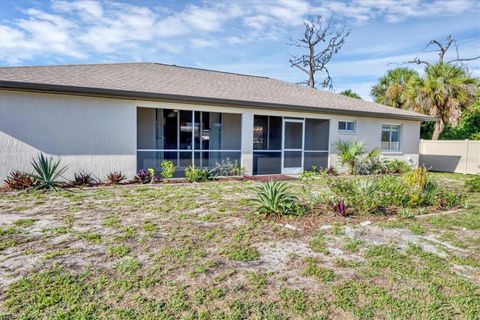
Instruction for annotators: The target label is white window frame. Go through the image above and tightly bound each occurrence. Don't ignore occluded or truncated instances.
[381,124,402,152]
[338,120,356,134]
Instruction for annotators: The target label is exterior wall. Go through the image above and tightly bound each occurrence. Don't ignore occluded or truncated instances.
[420,140,480,174]
[0,89,422,181]
[0,90,137,181]
[328,116,421,170]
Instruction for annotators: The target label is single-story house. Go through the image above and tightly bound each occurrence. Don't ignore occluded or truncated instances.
[0,62,431,180]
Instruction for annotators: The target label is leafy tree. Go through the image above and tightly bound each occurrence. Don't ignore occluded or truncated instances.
[371,67,419,109]
[421,99,480,140]
[408,63,478,139]
[339,89,362,99]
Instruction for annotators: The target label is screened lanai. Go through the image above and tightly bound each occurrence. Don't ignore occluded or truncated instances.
[137,107,242,176]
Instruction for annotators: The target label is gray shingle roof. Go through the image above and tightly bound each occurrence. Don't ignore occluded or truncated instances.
[0,62,431,120]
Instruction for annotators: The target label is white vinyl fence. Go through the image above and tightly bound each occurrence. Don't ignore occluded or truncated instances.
[419,139,480,175]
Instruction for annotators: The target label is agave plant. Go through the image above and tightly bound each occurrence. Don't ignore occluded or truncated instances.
[30,153,68,191]
[252,181,303,216]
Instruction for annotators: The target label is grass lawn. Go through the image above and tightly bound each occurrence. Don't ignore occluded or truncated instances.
[0,173,479,319]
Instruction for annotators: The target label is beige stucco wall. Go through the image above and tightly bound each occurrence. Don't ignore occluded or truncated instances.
[0,90,421,181]
[0,90,137,181]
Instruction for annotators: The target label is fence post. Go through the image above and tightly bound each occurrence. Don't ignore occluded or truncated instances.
[465,139,469,174]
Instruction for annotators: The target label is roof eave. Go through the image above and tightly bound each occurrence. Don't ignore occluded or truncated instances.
[0,81,434,122]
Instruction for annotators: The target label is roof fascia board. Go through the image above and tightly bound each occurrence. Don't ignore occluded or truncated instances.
[0,81,434,121]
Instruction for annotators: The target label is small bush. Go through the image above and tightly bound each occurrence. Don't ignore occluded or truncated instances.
[252,181,304,216]
[464,175,480,192]
[335,139,382,175]
[4,171,34,190]
[160,160,176,179]
[30,153,68,191]
[185,165,210,182]
[384,159,412,174]
[72,171,96,186]
[135,169,152,184]
[436,190,466,209]
[210,158,245,177]
[300,166,337,181]
[106,171,126,184]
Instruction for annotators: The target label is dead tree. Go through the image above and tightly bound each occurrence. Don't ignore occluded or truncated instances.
[406,35,480,66]
[288,16,350,89]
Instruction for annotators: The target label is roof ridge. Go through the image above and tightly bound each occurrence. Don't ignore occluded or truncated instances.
[152,63,270,79]
[0,62,154,69]
[0,61,271,79]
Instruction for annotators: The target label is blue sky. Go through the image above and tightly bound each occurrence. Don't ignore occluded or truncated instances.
[0,0,479,100]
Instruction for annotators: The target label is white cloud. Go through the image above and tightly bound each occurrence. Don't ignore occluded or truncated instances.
[0,0,478,66]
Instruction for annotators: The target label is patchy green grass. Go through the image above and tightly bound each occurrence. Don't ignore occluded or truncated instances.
[0,173,479,319]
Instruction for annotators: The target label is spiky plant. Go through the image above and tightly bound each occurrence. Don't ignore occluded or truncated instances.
[72,171,96,186]
[107,171,126,185]
[252,181,303,216]
[30,153,68,191]
[334,140,367,174]
[4,171,34,190]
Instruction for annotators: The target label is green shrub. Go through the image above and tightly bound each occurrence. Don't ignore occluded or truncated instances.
[160,160,176,179]
[185,165,210,182]
[436,190,466,209]
[210,158,245,177]
[464,175,480,192]
[335,139,382,175]
[328,177,383,214]
[252,181,304,216]
[324,174,464,215]
[335,140,367,174]
[383,159,412,174]
[30,153,68,191]
[4,171,34,190]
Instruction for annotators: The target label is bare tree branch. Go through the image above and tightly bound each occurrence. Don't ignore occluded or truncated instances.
[405,57,430,66]
[405,34,479,66]
[288,15,350,89]
[447,55,480,64]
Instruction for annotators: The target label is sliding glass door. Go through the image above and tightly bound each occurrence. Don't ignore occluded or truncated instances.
[137,108,241,176]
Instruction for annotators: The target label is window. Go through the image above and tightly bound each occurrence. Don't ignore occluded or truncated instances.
[338,120,356,133]
[381,124,401,151]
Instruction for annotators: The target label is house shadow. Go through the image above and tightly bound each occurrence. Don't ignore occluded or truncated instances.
[420,154,462,172]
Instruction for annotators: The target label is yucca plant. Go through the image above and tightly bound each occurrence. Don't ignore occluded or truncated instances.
[252,181,304,216]
[30,153,68,191]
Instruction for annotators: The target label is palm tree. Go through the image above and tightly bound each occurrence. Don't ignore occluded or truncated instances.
[407,63,478,139]
[371,67,419,109]
[340,89,362,99]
